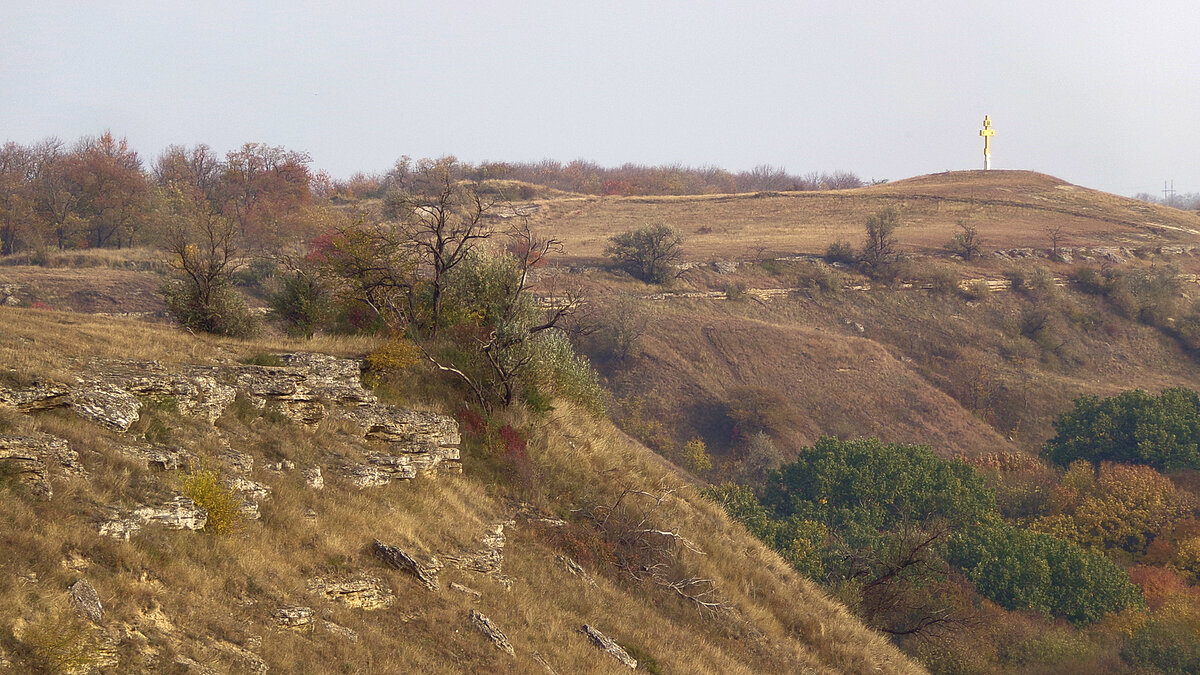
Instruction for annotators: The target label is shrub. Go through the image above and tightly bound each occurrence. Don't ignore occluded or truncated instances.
[18,605,102,673]
[824,239,856,264]
[181,466,245,535]
[945,221,985,260]
[269,269,333,338]
[794,262,843,296]
[681,437,712,473]
[723,281,746,301]
[363,336,420,387]
[946,521,1144,624]
[1122,620,1200,674]
[604,224,683,284]
[163,280,258,338]
[1075,266,1105,294]
[859,207,902,269]
[961,279,991,301]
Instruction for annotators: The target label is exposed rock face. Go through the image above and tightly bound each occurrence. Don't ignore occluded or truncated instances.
[0,381,71,410]
[100,495,208,540]
[443,521,514,589]
[69,578,104,623]
[301,466,323,490]
[70,384,142,432]
[470,609,515,656]
[235,352,377,425]
[337,406,462,485]
[272,606,314,630]
[372,539,443,592]
[580,624,637,670]
[306,575,394,610]
[0,432,84,498]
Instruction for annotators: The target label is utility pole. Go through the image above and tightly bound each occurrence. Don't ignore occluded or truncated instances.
[1163,180,1177,206]
[979,116,995,170]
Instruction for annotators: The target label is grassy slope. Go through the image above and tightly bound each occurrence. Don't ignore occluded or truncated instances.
[0,308,920,674]
[520,170,1200,262]
[593,265,1200,463]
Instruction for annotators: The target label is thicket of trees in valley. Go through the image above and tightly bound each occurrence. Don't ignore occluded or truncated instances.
[710,387,1200,672]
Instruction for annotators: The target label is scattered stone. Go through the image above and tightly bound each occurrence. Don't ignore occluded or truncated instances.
[304,507,318,520]
[557,555,598,588]
[68,578,104,623]
[449,582,482,601]
[61,551,91,571]
[532,652,561,675]
[579,624,637,670]
[372,539,443,591]
[302,466,323,490]
[227,476,270,501]
[219,447,255,475]
[121,442,194,472]
[306,575,394,610]
[272,605,314,630]
[266,459,295,472]
[469,609,514,656]
[321,620,359,642]
[444,521,514,589]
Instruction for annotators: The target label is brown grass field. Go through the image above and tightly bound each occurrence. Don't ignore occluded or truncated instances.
[518,170,1200,263]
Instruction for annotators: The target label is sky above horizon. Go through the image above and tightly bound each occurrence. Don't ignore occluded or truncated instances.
[2,1,1197,198]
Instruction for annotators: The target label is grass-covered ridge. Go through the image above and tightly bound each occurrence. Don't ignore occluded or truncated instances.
[0,307,919,673]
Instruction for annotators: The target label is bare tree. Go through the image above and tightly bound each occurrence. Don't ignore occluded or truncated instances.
[945,220,984,260]
[388,157,493,337]
[1045,224,1067,261]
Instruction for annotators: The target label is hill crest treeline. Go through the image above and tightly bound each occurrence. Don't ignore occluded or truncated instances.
[0,133,866,256]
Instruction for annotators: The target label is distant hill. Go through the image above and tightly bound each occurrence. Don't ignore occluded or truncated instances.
[519,170,1200,263]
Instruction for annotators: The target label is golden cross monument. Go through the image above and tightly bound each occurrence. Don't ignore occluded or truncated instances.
[979,115,995,170]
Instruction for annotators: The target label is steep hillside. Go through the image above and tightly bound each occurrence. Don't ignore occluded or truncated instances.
[0,308,920,674]
[518,170,1200,262]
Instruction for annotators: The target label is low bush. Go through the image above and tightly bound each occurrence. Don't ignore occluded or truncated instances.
[181,466,245,535]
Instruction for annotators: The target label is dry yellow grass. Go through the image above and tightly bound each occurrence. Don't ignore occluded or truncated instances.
[519,170,1200,262]
[0,309,923,673]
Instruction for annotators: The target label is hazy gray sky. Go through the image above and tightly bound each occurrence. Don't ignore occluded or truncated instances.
[2,1,1197,197]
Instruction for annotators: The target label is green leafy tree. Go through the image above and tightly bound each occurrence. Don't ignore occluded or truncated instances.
[269,268,333,338]
[758,437,994,636]
[946,521,1143,624]
[1044,388,1200,471]
[605,224,683,284]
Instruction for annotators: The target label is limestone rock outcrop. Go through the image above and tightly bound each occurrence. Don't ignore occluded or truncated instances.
[470,609,515,656]
[271,606,314,630]
[306,574,394,610]
[443,521,514,589]
[580,624,637,669]
[99,495,208,540]
[372,539,443,592]
[0,432,84,498]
